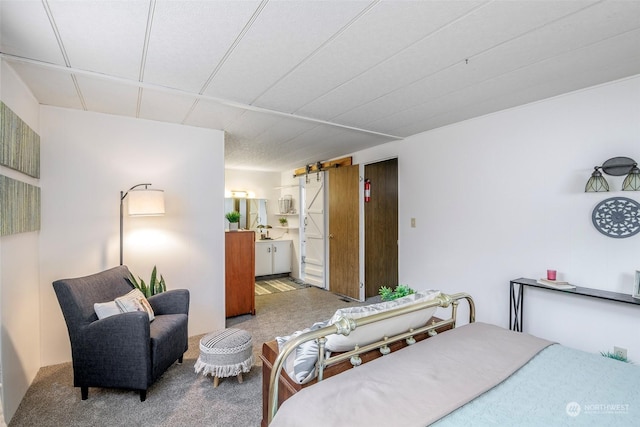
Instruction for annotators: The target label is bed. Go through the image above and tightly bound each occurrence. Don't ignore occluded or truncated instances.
[263,291,640,426]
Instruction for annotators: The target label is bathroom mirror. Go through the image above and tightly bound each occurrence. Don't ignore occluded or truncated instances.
[224,198,267,230]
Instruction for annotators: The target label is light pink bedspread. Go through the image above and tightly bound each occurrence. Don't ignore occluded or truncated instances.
[270,322,552,427]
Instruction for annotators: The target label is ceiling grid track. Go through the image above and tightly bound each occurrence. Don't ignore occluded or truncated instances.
[41,0,87,110]
[342,0,605,127]
[0,51,402,140]
[136,0,157,118]
[289,1,494,117]
[379,27,640,134]
[198,0,269,95]
[250,0,382,105]
[181,0,269,125]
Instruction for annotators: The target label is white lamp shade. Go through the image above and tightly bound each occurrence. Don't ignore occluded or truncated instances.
[128,189,165,216]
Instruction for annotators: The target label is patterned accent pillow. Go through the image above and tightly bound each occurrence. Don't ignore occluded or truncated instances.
[276,320,330,384]
[325,290,441,352]
[115,289,155,321]
[94,301,122,320]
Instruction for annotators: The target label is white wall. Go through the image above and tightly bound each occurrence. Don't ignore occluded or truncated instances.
[39,106,225,365]
[352,75,640,359]
[0,61,42,423]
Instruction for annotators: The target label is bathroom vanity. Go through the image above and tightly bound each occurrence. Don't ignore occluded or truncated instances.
[255,240,292,277]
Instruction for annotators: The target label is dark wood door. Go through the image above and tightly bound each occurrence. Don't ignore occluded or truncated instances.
[328,165,360,299]
[365,158,398,298]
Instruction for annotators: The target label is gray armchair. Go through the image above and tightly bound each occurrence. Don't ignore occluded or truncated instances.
[53,265,189,401]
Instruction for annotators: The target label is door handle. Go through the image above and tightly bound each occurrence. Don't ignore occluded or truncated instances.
[274,246,277,253]
[268,247,271,253]
[329,234,334,239]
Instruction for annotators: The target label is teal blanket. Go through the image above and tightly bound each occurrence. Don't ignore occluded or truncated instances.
[433,344,640,426]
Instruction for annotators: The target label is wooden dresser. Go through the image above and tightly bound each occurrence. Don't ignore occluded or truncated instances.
[225,231,255,317]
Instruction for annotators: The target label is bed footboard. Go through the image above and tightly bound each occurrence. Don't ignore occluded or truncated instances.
[266,292,475,425]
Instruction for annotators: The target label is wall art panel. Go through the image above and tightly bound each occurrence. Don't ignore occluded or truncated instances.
[0,175,41,236]
[0,101,41,178]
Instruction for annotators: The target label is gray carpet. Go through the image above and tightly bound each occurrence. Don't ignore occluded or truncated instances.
[9,286,365,427]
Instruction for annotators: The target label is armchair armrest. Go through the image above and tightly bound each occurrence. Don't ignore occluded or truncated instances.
[148,289,189,316]
[80,311,151,351]
[74,311,152,390]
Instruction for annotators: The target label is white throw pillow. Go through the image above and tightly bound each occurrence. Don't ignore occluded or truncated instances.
[115,289,155,321]
[94,301,122,320]
[324,290,440,352]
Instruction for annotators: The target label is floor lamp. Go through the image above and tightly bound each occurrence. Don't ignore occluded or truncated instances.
[120,183,165,265]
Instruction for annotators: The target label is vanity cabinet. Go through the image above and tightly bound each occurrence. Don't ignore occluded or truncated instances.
[255,240,292,277]
[225,231,255,317]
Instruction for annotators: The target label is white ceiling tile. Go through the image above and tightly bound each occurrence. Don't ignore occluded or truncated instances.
[138,88,199,125]
[390,32,640,137]
[0,0,65,65]
[3,61,83,110]
[225,110,283,141]
[183,99,246,131]
[296,0,598,121]
[251,119,318,147]
[143,0,262,92]
[336,1,640,131]
[75,75,138,117]
[2,0,639,172]
[46,0,149,79]
[203,0,373,104]
[254,0,485,113]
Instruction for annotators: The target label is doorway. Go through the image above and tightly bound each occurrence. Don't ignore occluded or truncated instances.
[364,158,398,298]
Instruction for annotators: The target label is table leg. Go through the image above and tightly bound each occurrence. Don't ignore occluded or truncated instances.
[509,281,524,332]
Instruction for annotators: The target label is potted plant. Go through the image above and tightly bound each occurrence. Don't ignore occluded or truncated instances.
[225,211,241,231]
[378,284,416,301]
[129,265,167,297]
[279,217,288,227]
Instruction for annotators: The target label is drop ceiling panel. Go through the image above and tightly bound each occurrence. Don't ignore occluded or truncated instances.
[2,0,640,173]
[390,33,640,137]
[252,119,318,148]
[253,0,485,113]
[401,53,640,137]
[0,0,65,65]
[203,0,373,104]
[224,110,285,142]
[3,61,83,110]
[138,88,199,125]
[296,0,597,121]
[183,99,246,131]
[277,127,390,168]
[75,75,138,117]
[143,0,261,92]
[47,1,150,80]
[336,1,640,131]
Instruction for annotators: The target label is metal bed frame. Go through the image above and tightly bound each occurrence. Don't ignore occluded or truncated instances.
[267,292,476,424]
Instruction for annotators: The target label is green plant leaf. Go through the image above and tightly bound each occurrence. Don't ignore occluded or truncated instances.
[378,284,416,301]
[131,266,167,297]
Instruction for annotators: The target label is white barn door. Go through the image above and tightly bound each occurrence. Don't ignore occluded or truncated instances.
[302,173,326,288]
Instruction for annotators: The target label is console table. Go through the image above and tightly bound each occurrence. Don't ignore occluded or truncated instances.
[509,277,640,332]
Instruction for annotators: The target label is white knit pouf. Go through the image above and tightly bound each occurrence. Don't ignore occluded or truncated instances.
[194,328,254,387]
